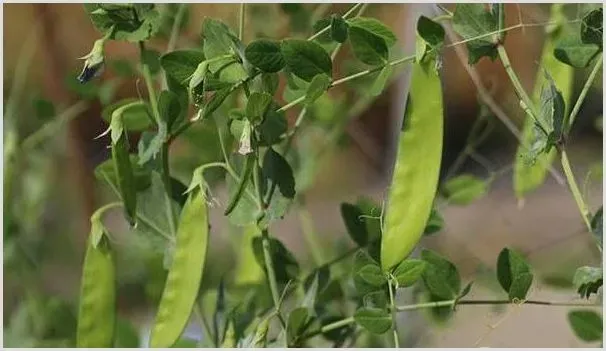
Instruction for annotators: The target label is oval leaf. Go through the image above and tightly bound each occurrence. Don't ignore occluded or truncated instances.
[354,307,392,334]
[245,39,285,73]
[281,39,332,81]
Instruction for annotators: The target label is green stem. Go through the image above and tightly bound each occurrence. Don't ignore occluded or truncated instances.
[307,3,363,41]
[496,45,548,132]
[238,3,246,41]
[161,144,178,236]
[565,53,603,132]
[261,229,281,310]
[139,42,161,126]
[387,279,399,348]
[22,101,89,150]
[166,4,187,53]
[302,317,355,339]
[561,150,593,231]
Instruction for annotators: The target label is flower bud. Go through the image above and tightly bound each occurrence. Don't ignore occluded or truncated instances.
[77,38,106,83]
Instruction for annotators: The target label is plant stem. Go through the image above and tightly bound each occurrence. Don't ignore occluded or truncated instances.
[564,53,603,132]
[22,101,89,150]
[238,3,246,41]
[166,4,187,53]
[302,317,356,338]
[139,42,161,126]
[387,280,399,348]
[307,3,363,41]
[561,150,593,231]
[261,229,281,309]
[496,44,549,133]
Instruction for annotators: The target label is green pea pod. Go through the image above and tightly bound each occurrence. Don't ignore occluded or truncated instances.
[150,188,209,347]
[224,153,255,216]
[110,106,137,226]
[233,224,264,286]
[381,58,443,271]
[513,4,573,200]
[77,232,116,347]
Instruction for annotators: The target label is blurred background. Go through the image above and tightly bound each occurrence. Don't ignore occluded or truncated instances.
[3,3,603,348]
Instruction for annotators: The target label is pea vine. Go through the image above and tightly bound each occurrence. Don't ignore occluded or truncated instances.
[65,3,603,348]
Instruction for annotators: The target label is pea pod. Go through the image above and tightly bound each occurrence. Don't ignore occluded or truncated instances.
[77,230,116,347]
[110,105,137,226]
[150,187,209,347]
[224,153,255,216]
[513,4,573,200]
[381,58,443,271]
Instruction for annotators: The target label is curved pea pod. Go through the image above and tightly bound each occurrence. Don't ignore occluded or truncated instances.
[513,4,573,201]
[381,58,443,271]
[110,108,137,226]
[150,187,209,347]
[224,153,255,216]
[77,231,116,347]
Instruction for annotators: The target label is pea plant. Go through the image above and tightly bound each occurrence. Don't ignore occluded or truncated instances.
[70,3,602,348]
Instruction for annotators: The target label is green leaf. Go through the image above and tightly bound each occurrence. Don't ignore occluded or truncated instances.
[137,126,167,166]
[246,92,273,124]
[312,18,333,43]
[421,249,461,300]
[424,207,444,235]
[161,50,206,84]
[417,15,445,49]
[85,4,160,42]
[252,237,300,283]
[581,8,603,48]
[281,39,332,81]
[591,207,603,248]
[356,264,387,287]
[94,155,151,193]
[347,17,397,47]
[101,99,152,131]
[250,73,280,96]
[392,259,426,288]
[539,70,566,140]
[158,90,182,131]
[452,3,499,64]
[287,308,309,346]
[573,266,603,299]
[496,247,533,300]
[353,250,383,296]
[141,48,161,75]
[554,26,600,68]
[245,39,285,73]
[340,203,368,247]
[131,172,180,245]
[361,291,387,310]
[568,310,603,342]
[354,307,392,334]
[370,65,393,96]
[355,197,382,243]
[442,174,488,205]
[258,105,287,146]
[262,147,296,199]
[330,15,349,43]
[305,74,331,105]
[202,18,238,59]
[348,25,388,66]
[455,282,473,305]
[508,272,533,301]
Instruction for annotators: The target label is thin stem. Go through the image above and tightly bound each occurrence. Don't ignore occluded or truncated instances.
[561,150,593,231]
[565,53,603,132]
[166,4,187,53]
[139,42,161,125]
[307,3,363,41]
[302,317,355,339]
[261,229,281,311]
[161,144,178,236]
[387,280,399,348]
[496,45,544,129]
[238,3,246,41]
[436,4,453,16]
[22,101,89,150]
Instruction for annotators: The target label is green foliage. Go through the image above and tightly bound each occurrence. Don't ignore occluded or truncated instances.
[354,307,392,334]
[421,249,461,300]
[330,15,349,43]
[452,3,499,64]
[281,39,332,81]
[573,266,603,299]
[568,310,603,342]
[496,248,533,301]
[392,259,426,288]
[245,40,285,73]
[580,7,603,48]
[442,174,488,205]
